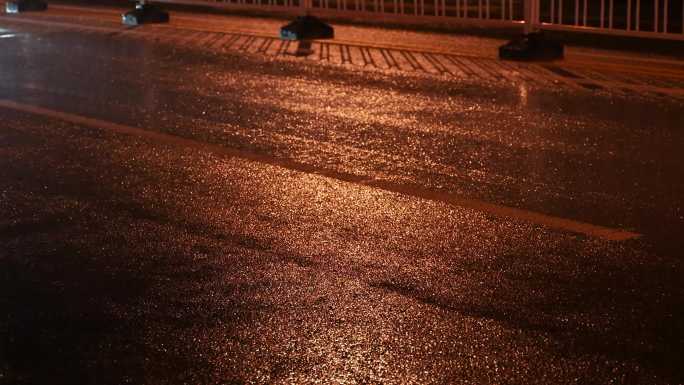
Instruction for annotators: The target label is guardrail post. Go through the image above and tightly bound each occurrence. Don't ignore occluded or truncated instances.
[524,0,540,34]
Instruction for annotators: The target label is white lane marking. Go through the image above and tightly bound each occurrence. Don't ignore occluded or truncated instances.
[0,99,642,241]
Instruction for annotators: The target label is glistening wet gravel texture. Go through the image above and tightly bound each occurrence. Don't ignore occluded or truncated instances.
[1,25,683,239]
[2,102,684,384]
[1,15,684,385]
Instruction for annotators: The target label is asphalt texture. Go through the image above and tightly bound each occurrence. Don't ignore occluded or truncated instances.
[1,4,684,385]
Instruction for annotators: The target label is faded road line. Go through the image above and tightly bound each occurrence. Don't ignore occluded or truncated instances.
[0,99,641,241]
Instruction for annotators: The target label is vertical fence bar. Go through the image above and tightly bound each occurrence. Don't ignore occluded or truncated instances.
[609,0,613,27]
[574,0,579,24]
[559,0,563,23]
[486,0,489,18]
[583,0,587,25]
[508,0,512,19]
[627,0,631,29]
[531,0,536,25]
[636,0,640,29]
[663,0,668,32]
[600,0,605,27]
[478,0,482,18]
[441,0,445,15]
[501,0,505,19]
[654,0,659,32]
[551,0,555,22]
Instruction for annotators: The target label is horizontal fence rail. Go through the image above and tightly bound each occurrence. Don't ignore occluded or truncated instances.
[158,0,684,40]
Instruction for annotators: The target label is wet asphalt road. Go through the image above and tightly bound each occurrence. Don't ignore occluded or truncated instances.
[1,6,684,384]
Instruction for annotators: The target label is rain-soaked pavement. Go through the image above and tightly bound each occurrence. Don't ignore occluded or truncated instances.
[1,4,684,384]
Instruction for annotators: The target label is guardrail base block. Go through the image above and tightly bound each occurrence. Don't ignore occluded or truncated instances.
[499,32,564,61]
[280,15,334,41]
[122,3,169,26]
[5,0,47,13]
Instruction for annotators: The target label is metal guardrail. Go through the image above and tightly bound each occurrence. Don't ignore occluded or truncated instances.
[157,0,683,40]
[155,0,527,27]
[537,0,684,40]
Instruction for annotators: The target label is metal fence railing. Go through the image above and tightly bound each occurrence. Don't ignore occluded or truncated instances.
[537,0,684,39]
[159,0,684,40]
[156,0,527,26]
[307,0,524,22]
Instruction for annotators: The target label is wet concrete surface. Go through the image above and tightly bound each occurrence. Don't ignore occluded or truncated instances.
[1,6,684,384]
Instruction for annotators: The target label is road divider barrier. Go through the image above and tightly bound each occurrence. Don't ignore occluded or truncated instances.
[150,0,684,52]
[3,0,682,57]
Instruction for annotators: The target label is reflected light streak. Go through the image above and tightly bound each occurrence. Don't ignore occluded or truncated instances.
[518,84,528,107]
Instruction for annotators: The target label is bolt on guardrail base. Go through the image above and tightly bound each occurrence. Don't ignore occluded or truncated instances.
[122,0,169,26]
[499,32,564,61]
[5,0,47,13]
